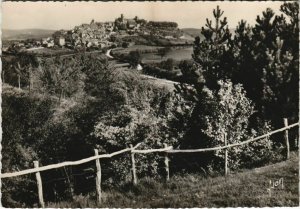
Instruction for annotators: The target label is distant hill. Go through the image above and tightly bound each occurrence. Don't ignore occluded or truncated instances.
[2,29,56,40]
[181,28,203,38]
[182,28,235,39]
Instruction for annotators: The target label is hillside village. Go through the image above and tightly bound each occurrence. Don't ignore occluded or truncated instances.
[4,14,191,54]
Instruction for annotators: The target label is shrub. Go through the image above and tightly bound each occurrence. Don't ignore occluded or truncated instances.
[198,80,255,170]
[92,104,172,182]
[92,75,178,182]
[122,42,129,48]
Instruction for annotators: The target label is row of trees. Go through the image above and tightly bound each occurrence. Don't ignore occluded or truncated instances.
[147,21,178,28]
[2,51,178,206]
[173,2,298,170]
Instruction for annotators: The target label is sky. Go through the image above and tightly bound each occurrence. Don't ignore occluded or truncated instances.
[2,1,286,30]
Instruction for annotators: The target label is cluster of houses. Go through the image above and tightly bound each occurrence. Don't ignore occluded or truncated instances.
[4,21,116,53]
[4,14,187,54]
[49,20,115,49]
[52,20,116,49]
[3,38,50,52]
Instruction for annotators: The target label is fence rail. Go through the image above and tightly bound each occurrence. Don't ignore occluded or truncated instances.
[1,119,299,207]
[167,122,299,153]
[0,143,141,179]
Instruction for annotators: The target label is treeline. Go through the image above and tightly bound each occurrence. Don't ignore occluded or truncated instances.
[2,53,178,206]
[147,21,178,28]
[173,2,298,171]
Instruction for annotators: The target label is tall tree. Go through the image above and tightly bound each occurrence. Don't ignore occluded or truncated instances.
[233,3,299,126]
[38,56,84,101]
[193,5,233,89]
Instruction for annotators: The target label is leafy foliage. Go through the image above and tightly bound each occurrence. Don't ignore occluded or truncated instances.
[231,2,299,127]
[173,4,299,170]
[92,72,177,181]
[193,5,233,90]
[127,50,142,68]
[37,56,84,100]
[2,53,39,88]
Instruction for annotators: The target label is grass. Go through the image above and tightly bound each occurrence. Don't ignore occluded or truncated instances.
[111,44,193,64]
[111,45,164,55]
[141,47,192,63]
[46,152,299,207]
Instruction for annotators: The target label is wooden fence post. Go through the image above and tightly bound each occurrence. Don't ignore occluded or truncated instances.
[18,74,21,90]
[164,143,170,181]
[94,149,102,204]
[2,70,5,84]
[33,161,45,208]
[284,118,290,159]
[130,144,137,185]
[29,71,32,93]
[224,133,228,176]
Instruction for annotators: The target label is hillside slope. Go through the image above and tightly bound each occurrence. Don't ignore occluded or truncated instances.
[47,152,299,207]
[182,27,235,39]
[2,29,55,40]
[181,28,203,38]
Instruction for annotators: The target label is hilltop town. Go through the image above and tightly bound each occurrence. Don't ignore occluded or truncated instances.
[3,14,193,55]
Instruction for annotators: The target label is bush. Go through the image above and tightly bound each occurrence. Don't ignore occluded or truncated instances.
[198,80,255,170]
[92,104,172,182]
[91,74,177,182]
[122,42,129,48]
[1,92,55,207]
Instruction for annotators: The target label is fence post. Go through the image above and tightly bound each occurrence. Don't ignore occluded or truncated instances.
[18,74,21,90]
[283,118,290,159]
[94,149,102,204]
[224,133,228,176]
[2,70,5,84]
[164,143,170,181]
[33,161,45,208]
[130,144,137,185]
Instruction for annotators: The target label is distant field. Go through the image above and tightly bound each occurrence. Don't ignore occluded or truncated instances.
[2,29,55,40]
[112,45,193,64]
[111,45,164,55]
[181,28,203,38]
[24,47,74,56]
[141,47,193,63]
[181,28,235,39]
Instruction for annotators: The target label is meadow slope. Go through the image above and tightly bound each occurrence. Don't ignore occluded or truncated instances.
[47,152,299,208]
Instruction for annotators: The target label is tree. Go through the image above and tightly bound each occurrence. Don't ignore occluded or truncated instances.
[231,2,299,127]
[2,92,55,207]
[178,59,202,84]
[193,5,233,90]
[38,56,84,101]
[160,58,175,71]
[199,80,255,170]
[89,71,176,181]
[2,53,39,89]
[173,6,257,171]
[158,47,171,59]
[127,50,141,68]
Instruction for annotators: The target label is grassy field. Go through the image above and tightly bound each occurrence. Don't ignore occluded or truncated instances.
[111,45,193,63]
[25,47,74,56]
[141,47,193,63]
[111,45,164,55]
[46,152,299,208]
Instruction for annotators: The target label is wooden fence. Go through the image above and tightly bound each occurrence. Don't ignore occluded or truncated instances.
[1,119,299,207]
